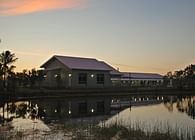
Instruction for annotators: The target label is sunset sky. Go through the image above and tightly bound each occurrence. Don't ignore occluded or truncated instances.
[0,0,194,74]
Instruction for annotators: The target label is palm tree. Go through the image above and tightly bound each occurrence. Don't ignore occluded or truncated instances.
[0,50,18,90]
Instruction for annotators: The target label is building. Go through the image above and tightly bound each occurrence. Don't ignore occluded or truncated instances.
[32,96,111,118]
[113,72,163,87]
[41,55,120,88]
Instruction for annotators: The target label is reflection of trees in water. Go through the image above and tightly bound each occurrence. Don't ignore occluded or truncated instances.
[164,102,173,112]
[1,101,46,122]
[163,96,176,112]
[163,96,195,119]
[176,96,195,119]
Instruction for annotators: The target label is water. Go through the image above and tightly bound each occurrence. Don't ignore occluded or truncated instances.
[0,95,195,138]
[106,96,195,139]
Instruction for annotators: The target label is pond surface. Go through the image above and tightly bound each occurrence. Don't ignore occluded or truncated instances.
[0,95,195,138]
[107,96,195,134]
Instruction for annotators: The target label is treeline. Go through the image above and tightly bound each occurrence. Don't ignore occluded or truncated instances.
[0,50,44,91]
[164,64,195,89]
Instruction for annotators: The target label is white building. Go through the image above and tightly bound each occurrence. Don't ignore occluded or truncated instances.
[112,72,163,87]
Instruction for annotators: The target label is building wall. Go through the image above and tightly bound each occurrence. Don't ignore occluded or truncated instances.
[70,70,112,88]
[111,79,164,87]
[43,69,112,88]
[43,69,70,88]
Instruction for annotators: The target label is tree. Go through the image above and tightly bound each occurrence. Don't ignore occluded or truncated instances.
[0,50,18,90]
[29,68,38,88]
[0,63,3,89]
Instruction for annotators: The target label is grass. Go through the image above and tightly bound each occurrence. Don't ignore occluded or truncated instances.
[0,120,195,140]
[70,120,195,140]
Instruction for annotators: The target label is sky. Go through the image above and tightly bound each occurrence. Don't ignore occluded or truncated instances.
[0,0,195,74]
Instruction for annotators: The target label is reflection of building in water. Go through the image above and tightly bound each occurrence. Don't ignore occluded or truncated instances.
[176,96,195,119]
[32,97,111,118]
[0,97,111,123]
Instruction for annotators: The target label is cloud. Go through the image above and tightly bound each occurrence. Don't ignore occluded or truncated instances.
[0,0,84,16]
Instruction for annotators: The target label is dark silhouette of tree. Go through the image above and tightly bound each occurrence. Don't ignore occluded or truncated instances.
[165,64,195,89]
[37,70,45,88]
[0,50,18,90]
[0,63,3,89]
[29,68,37,88]
[15,68,45,88]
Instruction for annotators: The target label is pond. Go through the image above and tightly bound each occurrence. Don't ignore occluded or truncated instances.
[0,95,195,139]
[107,96,195,135]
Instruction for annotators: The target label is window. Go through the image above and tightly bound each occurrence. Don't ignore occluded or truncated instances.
[97,74,104,84]
[97,101,105,113]
[78,73,87,84]
[78,102,87,114]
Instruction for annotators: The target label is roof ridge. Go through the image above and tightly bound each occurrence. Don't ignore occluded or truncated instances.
[54,55,97,60]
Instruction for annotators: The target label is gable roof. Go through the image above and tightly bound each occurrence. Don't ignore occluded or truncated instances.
[122,72,163,79]
[41,55,114,71]
[99,61,121,75]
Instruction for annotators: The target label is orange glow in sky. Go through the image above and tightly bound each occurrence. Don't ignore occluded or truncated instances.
[0,0,83,15]
[0,0,194,74]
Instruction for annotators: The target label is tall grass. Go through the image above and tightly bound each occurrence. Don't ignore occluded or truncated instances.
[1,119,194,140]
[91,120,195,140]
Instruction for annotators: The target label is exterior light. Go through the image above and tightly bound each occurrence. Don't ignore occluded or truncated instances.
[54,109,57,113]
[157,97,159,100]
[68,74,72,77]
[43,75,47,78]
[91,74,94,78]
[161,97,164,100]
[68,110,71,114]
[43,109,46,112]
[91,109,94,113]
[134,98,137,102]
[139,98,141,101]
[54,74,58,78]
[147,98,149,101]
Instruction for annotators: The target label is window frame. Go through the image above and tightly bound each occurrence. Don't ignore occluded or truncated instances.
[78,73,87,84]
[96,73,105,84]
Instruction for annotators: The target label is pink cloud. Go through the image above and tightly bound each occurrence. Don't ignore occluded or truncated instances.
[0,0,84,16]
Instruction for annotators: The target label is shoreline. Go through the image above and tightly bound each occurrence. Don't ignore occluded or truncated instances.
[0,88,195,100]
